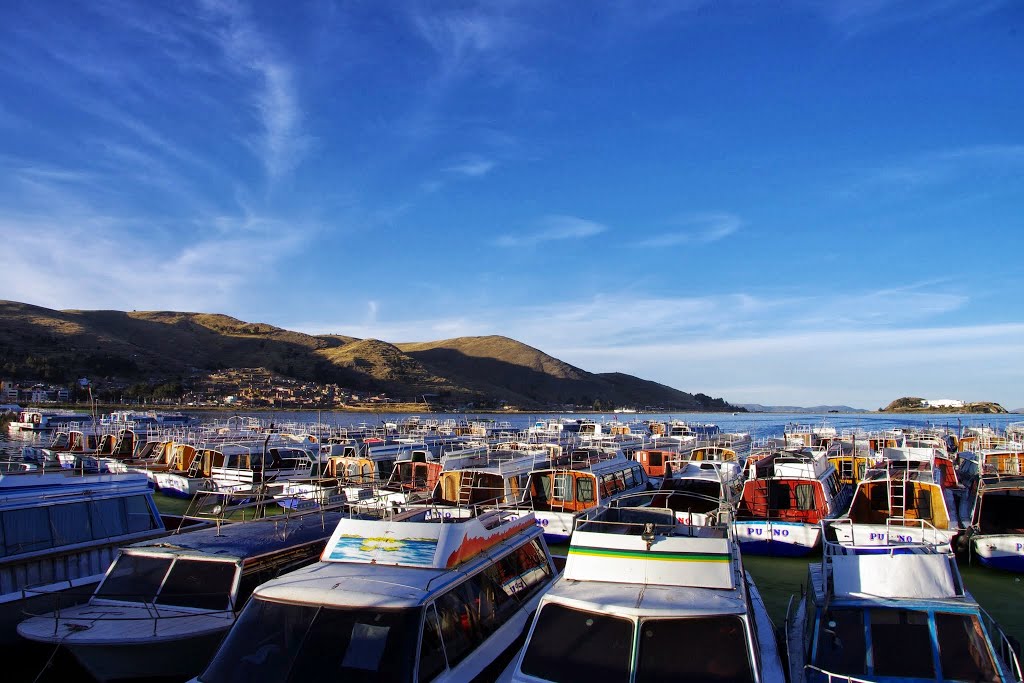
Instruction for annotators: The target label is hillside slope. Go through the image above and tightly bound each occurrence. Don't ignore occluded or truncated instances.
[0,301,738,410]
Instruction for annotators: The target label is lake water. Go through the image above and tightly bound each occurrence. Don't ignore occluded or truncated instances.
[3,410,1022,681]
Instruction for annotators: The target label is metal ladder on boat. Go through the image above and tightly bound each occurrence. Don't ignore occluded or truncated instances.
[187,454,203,478]
[888,465,906,518]
[458,471,474,505]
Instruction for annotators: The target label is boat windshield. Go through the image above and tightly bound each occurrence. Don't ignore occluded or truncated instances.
[96,554,237,610]
[199,599,420,683]
[520,604,754,683]
[635,615,753,683]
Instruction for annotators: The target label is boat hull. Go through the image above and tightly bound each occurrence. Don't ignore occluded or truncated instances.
[733,521,821,556]
[64,630,226,682]
[973,534,1024,572]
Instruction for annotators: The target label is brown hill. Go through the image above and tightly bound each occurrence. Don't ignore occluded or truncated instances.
[0,301,738,410]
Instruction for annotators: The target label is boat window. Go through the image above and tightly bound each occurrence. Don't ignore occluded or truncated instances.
[434,576,492,667]
[795,484,816,511]
[636,615,753,683]
[869,483,888,511]
[813,609,866,677]
[576,477,596,504]
[520,603,633,683]
[51,502,92,545]
[870,609,934,678]
[770,482,792,510]
[857,462,867,480]
[623,467,636,487]
[97,554,173,602]
[419,605,447,682]
[156,559,237,610]
[125,495,160,533]
[89,497,128,537]
[553,474,574,502]
[935,612,1000,682]
[913,488,932,519]
[200,600,419,683]
[2,507,52,555]
[649,451,663,467]
[496,538,552,603]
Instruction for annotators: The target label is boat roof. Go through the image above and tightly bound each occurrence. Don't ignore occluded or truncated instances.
[747,450,833,480]
[127,511,347,561]
[321,506,535,569]
[252,517,545,609]
[820,533,966,603]
[0,470,152,503]
[539,577,748,618]
[565,499,737,591]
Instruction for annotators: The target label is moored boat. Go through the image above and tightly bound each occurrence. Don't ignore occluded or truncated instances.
[785,522,1022,682]
[500,490,785,683]
[17,509,346,681]
[0,467,166,645]
[734,448,851,556]
[511,454,650,543]
[192,505,558,682]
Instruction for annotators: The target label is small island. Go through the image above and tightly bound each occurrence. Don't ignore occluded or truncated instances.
[880,397,1008,414]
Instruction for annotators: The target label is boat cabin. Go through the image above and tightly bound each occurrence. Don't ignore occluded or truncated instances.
[17,511,347,682]
[786,531,1022,683]
[195,508,557,683]
[632,448,677,478]
[504,492,785,683]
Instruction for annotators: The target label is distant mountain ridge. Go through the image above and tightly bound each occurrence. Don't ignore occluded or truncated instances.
[0,300,739,411]
[738,404,869,414]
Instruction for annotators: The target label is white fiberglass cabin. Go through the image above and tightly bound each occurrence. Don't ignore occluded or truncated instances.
[0,470,165,645]
[827,448,962,544]
[501,490,785,683]
[734,449,850,556]
[785,523,1022,682]
[193,506,558,683]
[514,455,650,543]
[18,510,346,682]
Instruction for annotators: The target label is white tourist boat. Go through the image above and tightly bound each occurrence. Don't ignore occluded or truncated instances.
[785,521,1022,682]
[17,510,346,681]
[190,505,558,683]
[500,490,785,682]
[733,448,851,556]
[511,454,651,543]
[832,448,964,548]
[0,467,165,645]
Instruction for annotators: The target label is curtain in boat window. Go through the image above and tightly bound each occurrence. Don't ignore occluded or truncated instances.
[576,477,595,504]
[795,484,816,511]
[2,507,52,555]
[51,502,92,545]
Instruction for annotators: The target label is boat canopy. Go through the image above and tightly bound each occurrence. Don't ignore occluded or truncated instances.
[321,507,535,569]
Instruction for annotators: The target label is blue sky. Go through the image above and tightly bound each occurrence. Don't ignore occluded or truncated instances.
[1,0,1022,410]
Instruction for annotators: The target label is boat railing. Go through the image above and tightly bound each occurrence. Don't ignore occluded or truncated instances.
[981,607,1024,681]
[21,587,236,637]
[574,490,735,536]
[802,665,876,683]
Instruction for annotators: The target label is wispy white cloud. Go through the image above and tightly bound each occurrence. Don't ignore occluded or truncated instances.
[842,144,1024,197]
[199,0,309,180]
[636,212,742,247]
[410,5,529,84]
[802,0,1012,37]
[446,155,496,177]
[495,215,608,248]
[287,281,1014,408]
